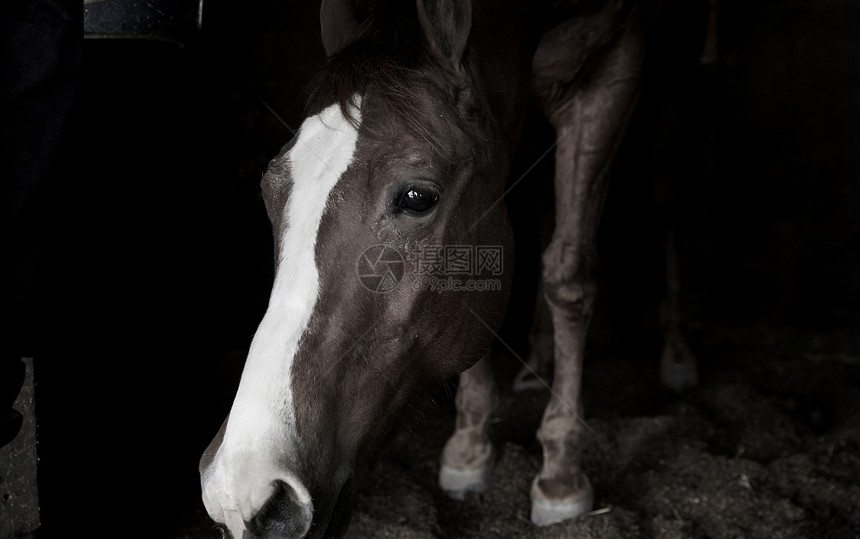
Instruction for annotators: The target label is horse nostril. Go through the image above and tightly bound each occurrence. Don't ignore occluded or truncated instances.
[247,480,314,539]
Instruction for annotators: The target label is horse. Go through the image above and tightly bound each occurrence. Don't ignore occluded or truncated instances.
[199,0,704,537]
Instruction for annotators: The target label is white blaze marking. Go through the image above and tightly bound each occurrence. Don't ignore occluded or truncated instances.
[201,101,361,535]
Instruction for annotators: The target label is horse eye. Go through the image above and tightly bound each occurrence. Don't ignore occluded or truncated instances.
[396,187,439,215]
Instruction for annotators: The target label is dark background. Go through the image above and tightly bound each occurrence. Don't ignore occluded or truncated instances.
[22,0,859,536]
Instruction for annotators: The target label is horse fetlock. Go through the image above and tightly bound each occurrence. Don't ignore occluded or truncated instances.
[440,427,494,470]
[439,431,495,499]
[530,471,594,527]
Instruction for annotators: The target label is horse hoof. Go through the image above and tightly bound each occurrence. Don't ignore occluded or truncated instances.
[513,373,546,392]
[530,473,593,526]
[512,365,551,392]
[438,459,494,500]
[660,361,699,393]
[530,494,594,527]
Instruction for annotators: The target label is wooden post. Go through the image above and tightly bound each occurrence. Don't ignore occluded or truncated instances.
[0,357,40,538]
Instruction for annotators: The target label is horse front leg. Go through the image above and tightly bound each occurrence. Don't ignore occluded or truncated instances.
[530,23,644,527]
[513,281,555,392]
[438,353,498,499]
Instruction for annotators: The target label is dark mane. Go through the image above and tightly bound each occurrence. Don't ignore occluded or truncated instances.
[304,2,457,160]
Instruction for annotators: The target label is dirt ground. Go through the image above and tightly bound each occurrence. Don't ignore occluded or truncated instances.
[170,312,859,539]
[349,322,859,539]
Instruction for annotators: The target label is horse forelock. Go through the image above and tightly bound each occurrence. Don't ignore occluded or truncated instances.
[305,0,478,164]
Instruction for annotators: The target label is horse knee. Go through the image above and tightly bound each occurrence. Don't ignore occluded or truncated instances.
[541,240,598,319]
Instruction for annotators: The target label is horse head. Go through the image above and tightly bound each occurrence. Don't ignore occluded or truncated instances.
[199,1,538,536]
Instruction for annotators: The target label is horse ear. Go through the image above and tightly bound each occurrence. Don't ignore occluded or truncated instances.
[320,0,361,56]
[416,0,472,72]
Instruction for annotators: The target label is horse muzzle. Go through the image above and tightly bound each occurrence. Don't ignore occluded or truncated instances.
[242,479,315,539]
[201,471,314,539]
